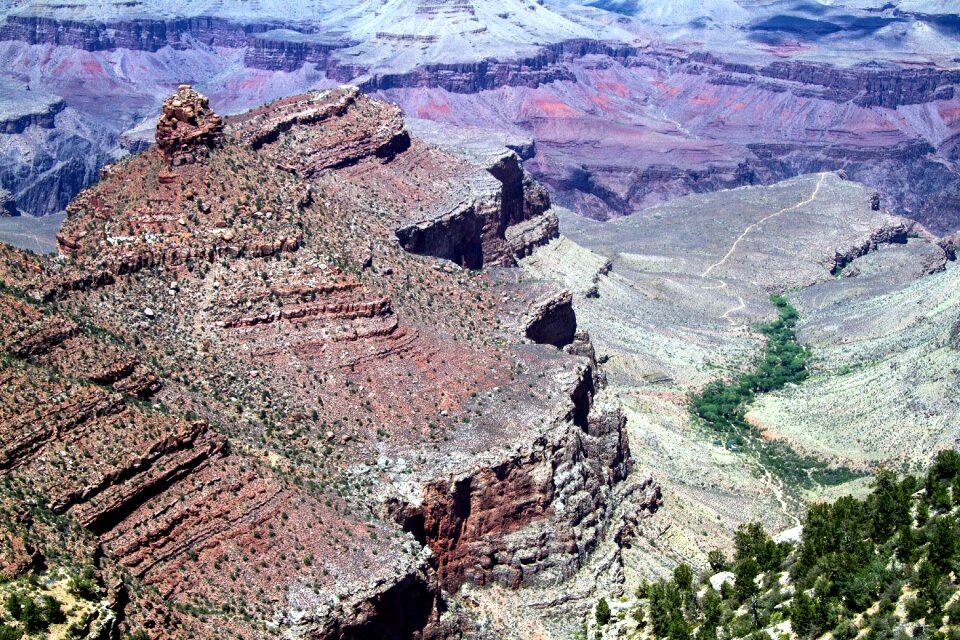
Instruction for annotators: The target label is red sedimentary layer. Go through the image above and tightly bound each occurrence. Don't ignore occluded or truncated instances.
[0,86,647,639]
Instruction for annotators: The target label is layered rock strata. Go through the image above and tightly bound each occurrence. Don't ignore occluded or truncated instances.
[0,86,645,639]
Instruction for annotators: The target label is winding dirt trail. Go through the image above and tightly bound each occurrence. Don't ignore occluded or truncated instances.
[749,443,802,528]
[699,173,826,325]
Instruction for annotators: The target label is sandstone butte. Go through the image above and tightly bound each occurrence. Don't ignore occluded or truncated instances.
[0,85,661,638]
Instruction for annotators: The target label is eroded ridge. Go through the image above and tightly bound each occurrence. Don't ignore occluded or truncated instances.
[0,86,649,639]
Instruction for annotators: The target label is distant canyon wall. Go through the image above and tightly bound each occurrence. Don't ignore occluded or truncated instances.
[1,15,959,232]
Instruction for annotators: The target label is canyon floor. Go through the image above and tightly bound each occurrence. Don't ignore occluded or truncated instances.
[518,172,959,629]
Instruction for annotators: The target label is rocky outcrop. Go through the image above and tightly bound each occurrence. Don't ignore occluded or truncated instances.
[939,232,960,261]
[0,189,15,216]
[0,86,644,640]
[237,86,410,169]
[221,297,392,328]
[244,38,633,90]
[394,139,559,268]
[0,97,65,134]
[525,290,577,348]
[48,231,302,299]
[298,571,451,640]
[394,363,640,595]
[232,86,559,268]
[155,85,224,165]
[828,222,912,276]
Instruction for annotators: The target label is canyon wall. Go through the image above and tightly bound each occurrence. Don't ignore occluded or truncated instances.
[1,12,959,233]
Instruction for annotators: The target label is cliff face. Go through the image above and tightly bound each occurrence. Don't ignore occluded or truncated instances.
[755,61,958,108]
[392,48,959,233]
[397,371,637,594]
[0,87,643,640]
[1,11,959,234]
[0,15,268,51]
[0,96,65,134]
[3,15,953,112]
[228,87,559,269]
[392,152,559,268]
[0,189,14,216]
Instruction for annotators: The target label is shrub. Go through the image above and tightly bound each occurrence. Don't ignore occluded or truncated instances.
[649,581,684,637]
[834,620,858,640]
[68,568,100,601]
[673,564,694,592]
[595,597,611,626]
[0,625,20,640]
[4,593,22,621]
[20,597,47,633]
[905,596,927,622]
[41,595,66,624]
[707,550,728,572]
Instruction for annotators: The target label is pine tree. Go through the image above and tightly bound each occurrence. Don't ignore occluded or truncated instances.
[673,564,694,593]
[707,550,727,572]
[699,589,723,640]
[927,517,957,571]
[791,591,815,638]
[595,597,611,627]
[734,557,760,602]
[41,595,65,625]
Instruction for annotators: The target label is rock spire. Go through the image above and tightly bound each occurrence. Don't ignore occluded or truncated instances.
[155,84,224,165]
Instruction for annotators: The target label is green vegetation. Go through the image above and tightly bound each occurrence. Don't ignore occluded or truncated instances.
[692,295,809,432]
[67,567,100,601]
[0,624,20,640]
[690,295,863,488]
[3,590,66,633]
[596,597,612,626]
[620,451,960,640]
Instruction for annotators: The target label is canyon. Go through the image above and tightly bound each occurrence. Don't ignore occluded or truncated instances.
[0,1,959,233]
[519,170,960,616]
[1,2,959,639]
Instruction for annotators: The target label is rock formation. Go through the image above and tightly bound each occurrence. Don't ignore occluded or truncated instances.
[524,290,577,348]
[155,84,224,165]
[0,188,14,216]
[2,2,960,238]
[0,87,648,639]
[939,231,960,261]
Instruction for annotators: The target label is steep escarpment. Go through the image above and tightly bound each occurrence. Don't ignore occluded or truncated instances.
[377,48,960,232]
[0,95,64,134]
[391,148,559,268]
[394,361,636,594]
[3,6,960,237]
[229,88,559,269]
[0,86,641,639]
[0,188,14,216]
[755,60,958,108]
[0,15,275,51]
